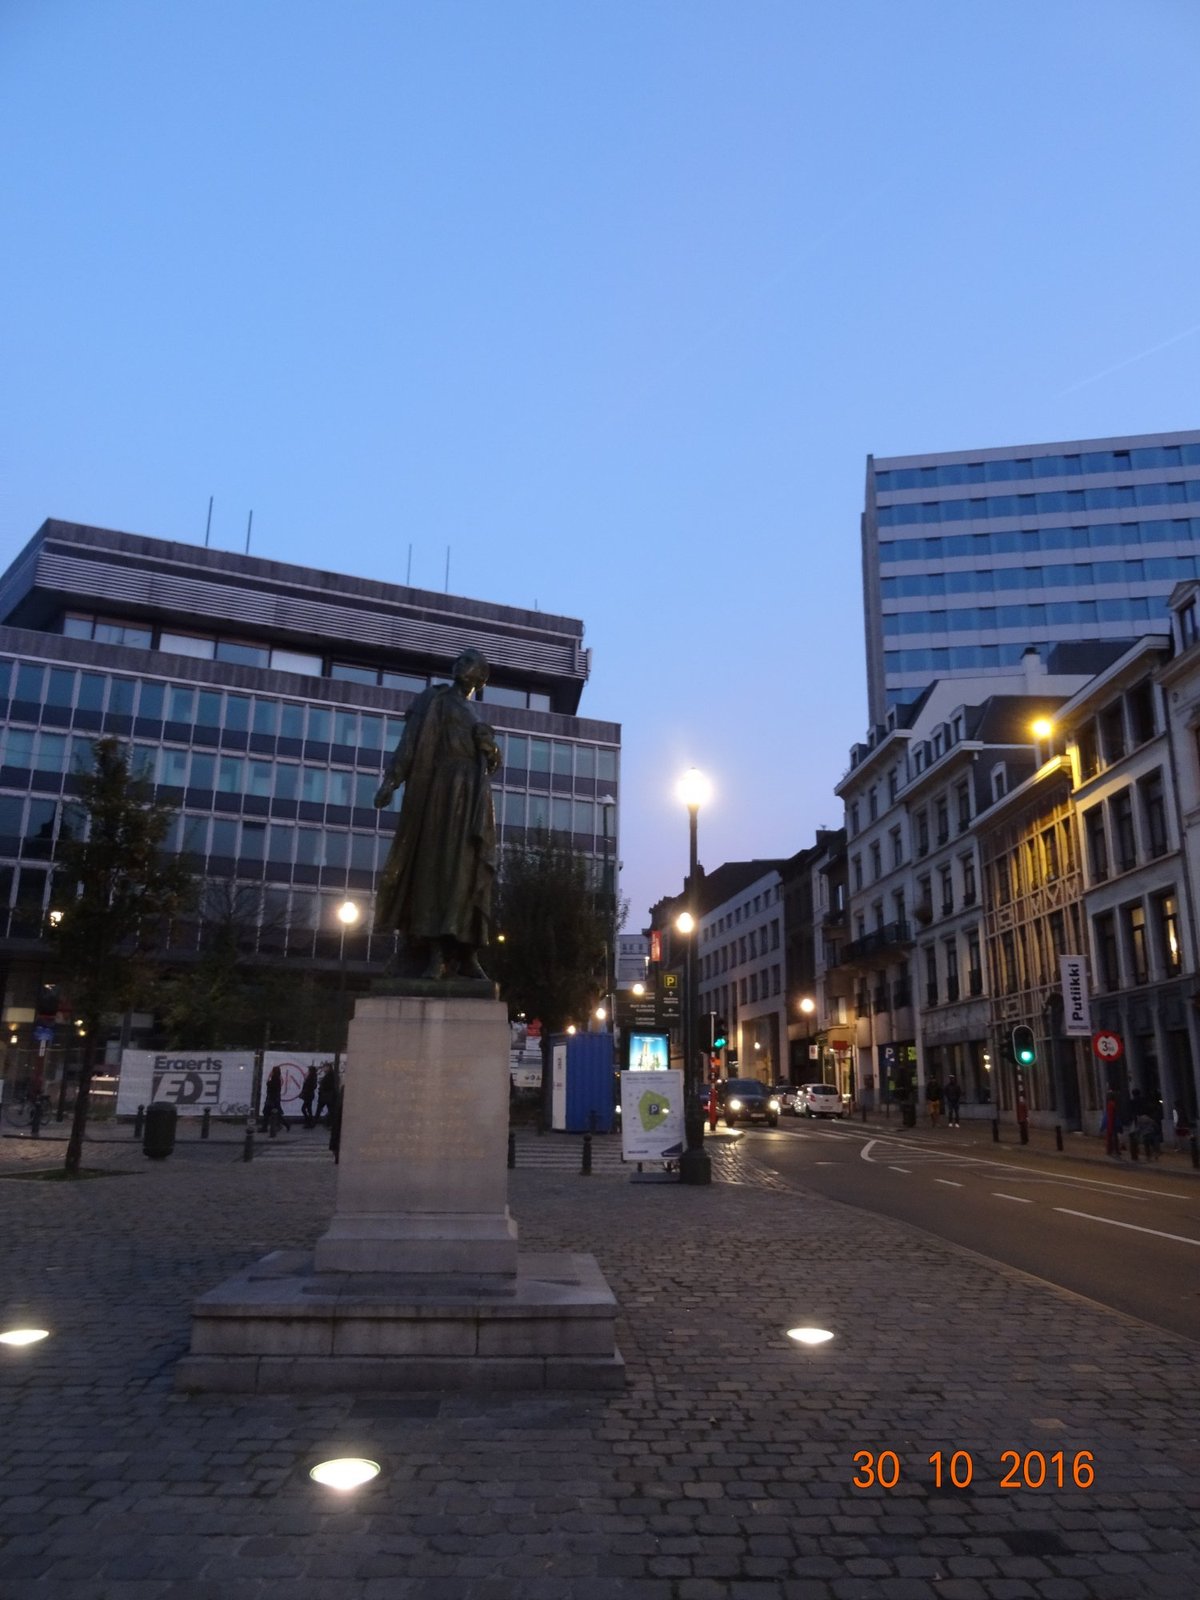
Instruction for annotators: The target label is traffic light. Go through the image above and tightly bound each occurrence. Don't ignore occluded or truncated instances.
[1011,1025,1036,1067]
[699,1012,716,1050]
[712,1016,727,1051]
[35,984,60,1021]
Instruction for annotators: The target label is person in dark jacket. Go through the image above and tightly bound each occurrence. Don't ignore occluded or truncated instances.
[261,1063,288,1133]
[315,1064,338,1125]
[299,1064,319,1128]
[944,1074,962,1127]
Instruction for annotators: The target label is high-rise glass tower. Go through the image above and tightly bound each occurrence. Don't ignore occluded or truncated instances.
[862,428,1200,724]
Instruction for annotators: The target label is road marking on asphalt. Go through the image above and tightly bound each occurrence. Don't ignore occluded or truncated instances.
[993,1192,1033,1204]
[934,1179,963,1187]
[1053,1208,1200,1247]
[853,1132,1183,1198]
[889,1166,911,1174]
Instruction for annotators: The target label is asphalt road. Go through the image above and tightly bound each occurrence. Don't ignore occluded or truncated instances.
[729,1117,1200,1345]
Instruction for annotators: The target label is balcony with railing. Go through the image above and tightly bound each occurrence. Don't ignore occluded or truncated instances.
[843,920,912,963]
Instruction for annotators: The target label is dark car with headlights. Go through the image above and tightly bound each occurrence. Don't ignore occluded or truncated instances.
[718,1078,781,1128]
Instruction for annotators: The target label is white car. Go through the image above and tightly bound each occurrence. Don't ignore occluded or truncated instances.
[796,1082,844,1119]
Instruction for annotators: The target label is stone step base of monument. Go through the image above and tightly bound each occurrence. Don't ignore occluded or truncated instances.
[176,1248,625,1393]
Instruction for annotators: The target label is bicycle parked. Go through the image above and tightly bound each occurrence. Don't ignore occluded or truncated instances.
[2,1082,53,1130]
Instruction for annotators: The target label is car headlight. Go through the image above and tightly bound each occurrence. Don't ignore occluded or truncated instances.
[729,1098,743,1111]
[768,1098,780,1111]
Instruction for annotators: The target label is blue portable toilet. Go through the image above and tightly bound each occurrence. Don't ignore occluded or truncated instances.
[549,1032,616,1133]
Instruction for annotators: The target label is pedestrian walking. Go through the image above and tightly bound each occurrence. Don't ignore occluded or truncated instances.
[261,1063,288,1133]
[926,1074,942,1128]
[299,1064,318,1129]
[316,1064,338,1125]
[944,1073,961,1127]
[1135,1110,1162,1161]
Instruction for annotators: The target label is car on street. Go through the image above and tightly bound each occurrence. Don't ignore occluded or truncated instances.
[771,1082,800,1115]
[719,1078,781,1127]
[796,1082,845,1118]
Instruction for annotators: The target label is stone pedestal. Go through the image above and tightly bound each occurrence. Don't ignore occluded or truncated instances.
[177,992,623,1392]
[314,994,517,1276]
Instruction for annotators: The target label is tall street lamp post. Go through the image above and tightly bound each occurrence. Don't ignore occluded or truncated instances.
[677,767,711,1186]
[334,898,361,1076]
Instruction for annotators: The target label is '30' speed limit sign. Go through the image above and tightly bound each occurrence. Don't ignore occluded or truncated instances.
[1092,1030,1124,1061]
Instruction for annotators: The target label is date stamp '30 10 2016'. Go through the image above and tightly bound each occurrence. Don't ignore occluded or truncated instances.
[852,1450,1096,1491]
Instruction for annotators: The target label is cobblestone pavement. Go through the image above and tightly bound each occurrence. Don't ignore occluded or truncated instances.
[1,1119,1197,1599]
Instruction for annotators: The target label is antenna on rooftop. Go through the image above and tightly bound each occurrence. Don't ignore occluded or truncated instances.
[406,543,413,584]
[445,546,450,592]
[245,510,253,555]
[204,496,213,548]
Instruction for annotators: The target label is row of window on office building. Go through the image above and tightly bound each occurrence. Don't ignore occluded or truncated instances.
[876,479,1200,527]
[60,613,555,711]
[0,660,617,784]
[874,442,1200,492]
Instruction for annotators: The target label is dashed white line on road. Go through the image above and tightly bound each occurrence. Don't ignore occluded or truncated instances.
[890,1166,911,1174]
[1053,1208,1200,1246]
[934,1179,963,1187]
[993,1193,1033,1204]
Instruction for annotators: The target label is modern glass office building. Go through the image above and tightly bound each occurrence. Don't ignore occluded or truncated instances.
[863,428,1200,724]
[0,520,620,1033]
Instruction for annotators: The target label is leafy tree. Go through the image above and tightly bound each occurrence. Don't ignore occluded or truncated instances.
[490,834,625,1095]
[50,738,194,1173]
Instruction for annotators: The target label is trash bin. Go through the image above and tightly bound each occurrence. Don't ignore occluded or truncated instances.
[901,1100,916,1128]
[142,1102,178,1160]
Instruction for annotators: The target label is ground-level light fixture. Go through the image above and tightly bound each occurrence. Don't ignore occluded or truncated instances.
[0,1328,50,1346]
[787,1327,834,1346]
[309,1457,380,1490]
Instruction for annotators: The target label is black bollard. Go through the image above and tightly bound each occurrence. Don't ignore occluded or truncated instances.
[1129,1131,1139,1162]
[134,1103,145,1139]
[30,1097,42,1138]
[201,1108,211,1140]
[861,1104,867,1123]
[507,1130,516,1169]
[1019,1119,1028,1145]
[581,1132,592,1176]
[242,1127,254,1163]
[1055,1124,1063,1152]
[992,1118,1000,1143]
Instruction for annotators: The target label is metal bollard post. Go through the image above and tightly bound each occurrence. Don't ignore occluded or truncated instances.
[201,1108,211,1140]
[242,1127,254,1163]
[992,1117,1000,1143]
[1129,1131,1139,1162]
[861,1104,867,1123]
[134,1104,145,1139]
[507,1130,516,1169]
[1055,1124,1063,1152]
[30,1098,43,1138]
[581,1132,592,1176]
[1019,1119,1028,1145]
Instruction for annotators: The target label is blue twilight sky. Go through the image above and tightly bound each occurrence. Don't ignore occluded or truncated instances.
[3,1,1199,928]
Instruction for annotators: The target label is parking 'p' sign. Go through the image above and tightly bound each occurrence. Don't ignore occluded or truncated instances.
[1092,1030,1123,1061]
